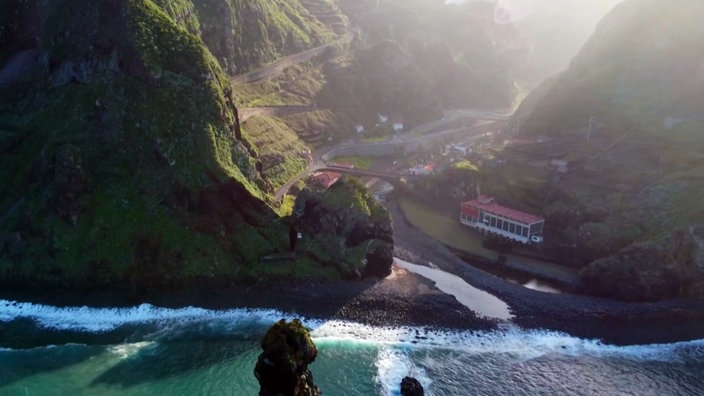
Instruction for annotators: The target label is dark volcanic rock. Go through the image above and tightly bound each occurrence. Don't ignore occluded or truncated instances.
[293,177,394,278]
[577,224,704,301]
[401,376,425,396]
[254,319,320,396]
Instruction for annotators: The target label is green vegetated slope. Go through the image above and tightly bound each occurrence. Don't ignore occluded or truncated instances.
[293,177,394,280]
[241,116,309,190]
[0,0,345,293]
[507,0,704,301]
[153,0,338,75]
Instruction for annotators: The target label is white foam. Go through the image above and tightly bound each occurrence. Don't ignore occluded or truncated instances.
[0,299,293,332]
[310,320,704,363]
[375,347,433,396]
[1,300,702,363]
[109,341,154,359]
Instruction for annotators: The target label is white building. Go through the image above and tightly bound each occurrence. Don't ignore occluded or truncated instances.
[460,195,545,244]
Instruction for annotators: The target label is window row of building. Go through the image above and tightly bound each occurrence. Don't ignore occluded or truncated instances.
[460,195,545,244]
[461,212,532,238]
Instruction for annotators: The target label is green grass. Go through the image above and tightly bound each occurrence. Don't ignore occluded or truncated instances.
[242,115,309,189]
[331,156,375,170]
[451,160,478,172]
[360,135,387,143]
[399,197,494,256]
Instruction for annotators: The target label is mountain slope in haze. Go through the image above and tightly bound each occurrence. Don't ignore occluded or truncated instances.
[317,0,515,128]
[0,0,385,295]
[509,0,704,301]
[152,0,340,75]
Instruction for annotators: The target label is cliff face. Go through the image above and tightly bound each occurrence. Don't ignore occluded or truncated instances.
[515,0,704,136]
[254,319,320,396]
[318,0,515,128]
[507,0,704,300]
[0,0,392,293]
[293,177,394,280]
[0,0,288,293]
[193,0,337,75]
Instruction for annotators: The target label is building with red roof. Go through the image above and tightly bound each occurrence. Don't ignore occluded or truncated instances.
[460,195,544,244]
[310,171,342,189]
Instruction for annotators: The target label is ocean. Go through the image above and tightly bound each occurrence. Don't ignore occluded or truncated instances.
[1,300,703,396]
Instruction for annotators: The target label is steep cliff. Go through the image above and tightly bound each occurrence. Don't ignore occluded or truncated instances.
[507,0,704,300]
[317,0,515,128]
[150,0,338,75]
[515,0,704,136]
[292,177,394,280]
[0,0,319,293]
[254,319,320,396]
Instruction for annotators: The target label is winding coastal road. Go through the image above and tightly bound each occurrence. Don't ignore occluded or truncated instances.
[230,33,353,85]
[239,105,320,122]
[274,113,504,200]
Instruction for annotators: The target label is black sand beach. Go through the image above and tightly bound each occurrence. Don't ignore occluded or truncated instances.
[3,197,704,347]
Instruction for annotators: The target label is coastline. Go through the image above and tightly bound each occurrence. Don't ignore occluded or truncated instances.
[3,197,704,347]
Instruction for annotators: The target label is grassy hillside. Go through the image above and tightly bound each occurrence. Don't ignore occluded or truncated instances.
[192,0,338,75]
[516,0,704,136]
[0,0,292,292]
[495,0,704,300]
[328,0,515,128]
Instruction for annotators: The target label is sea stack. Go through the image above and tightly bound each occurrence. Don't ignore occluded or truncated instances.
[401,376,425,396]
[254,319,320,396]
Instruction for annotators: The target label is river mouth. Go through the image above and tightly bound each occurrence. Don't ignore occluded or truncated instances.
[447,247,569,294]
[395,258,514,321]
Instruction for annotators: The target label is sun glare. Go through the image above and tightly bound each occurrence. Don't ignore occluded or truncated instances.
[446,0,625,24]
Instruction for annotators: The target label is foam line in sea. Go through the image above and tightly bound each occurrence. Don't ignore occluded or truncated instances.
[311,321,704,362]
[1,299,703,362]
[375,347,433,396]
[0,299,295,332]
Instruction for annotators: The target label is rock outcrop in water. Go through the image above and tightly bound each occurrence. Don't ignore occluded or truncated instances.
[400,376,425,396]
[254,319,320,396]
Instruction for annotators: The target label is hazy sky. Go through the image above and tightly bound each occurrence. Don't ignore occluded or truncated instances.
[445,0,625,24]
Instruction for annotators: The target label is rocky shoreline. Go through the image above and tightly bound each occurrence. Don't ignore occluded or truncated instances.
[3,197,704,347]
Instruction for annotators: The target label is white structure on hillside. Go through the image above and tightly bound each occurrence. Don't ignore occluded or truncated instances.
[460,195,544,244]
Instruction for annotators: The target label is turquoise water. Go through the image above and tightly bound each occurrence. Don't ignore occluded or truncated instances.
[1,301,704,395]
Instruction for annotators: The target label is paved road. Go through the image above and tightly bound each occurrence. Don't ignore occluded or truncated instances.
[274,114,505,200]
[230,33,353,85]
[240,105,321,122]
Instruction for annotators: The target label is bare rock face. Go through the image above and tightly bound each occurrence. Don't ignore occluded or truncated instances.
[576,224,704,301]
[669,224,704,298]
[401,376,425,396]
[254,319,320,396]
[293,177,394,279]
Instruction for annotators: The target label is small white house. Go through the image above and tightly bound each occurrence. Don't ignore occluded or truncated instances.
[408,164,434,175]
[550,159,569,173]
[393,122,404,132]
[448,143,470,156]
[355,124,365,133]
